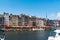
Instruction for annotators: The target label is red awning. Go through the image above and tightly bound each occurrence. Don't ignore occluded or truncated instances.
[4,26,12,29]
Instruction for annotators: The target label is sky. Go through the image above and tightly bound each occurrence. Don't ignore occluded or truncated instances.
[0,0,60,20]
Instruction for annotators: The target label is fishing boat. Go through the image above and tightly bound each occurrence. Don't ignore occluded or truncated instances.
[48,29,60,40]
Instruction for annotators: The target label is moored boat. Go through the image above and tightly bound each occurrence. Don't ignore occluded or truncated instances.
[48,29,60,40]
[32,28,45,31]
[0,35,5,40]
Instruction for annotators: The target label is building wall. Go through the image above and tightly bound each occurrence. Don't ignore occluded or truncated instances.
[9,14,18,27]
[18,16,22,26]
[3,13,9,26]
[0,15,4,28]
[1,13,60,28]
[53,20,60,27]
[39,20,44,27]
[36,18,44,27]
[20,14,30,27]
[29,16,36,27]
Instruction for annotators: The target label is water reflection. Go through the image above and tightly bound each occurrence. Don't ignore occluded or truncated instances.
[0,30,51,40]
[36,30,50,40]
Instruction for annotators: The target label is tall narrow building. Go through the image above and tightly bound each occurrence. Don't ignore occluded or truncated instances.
[9,14,18,27]
[3,12,9,26]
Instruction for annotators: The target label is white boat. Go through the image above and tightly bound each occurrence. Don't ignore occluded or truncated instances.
[0,35,5,40]
[0,38,5,40]
[32,28,45,31]
[48,29,60,40]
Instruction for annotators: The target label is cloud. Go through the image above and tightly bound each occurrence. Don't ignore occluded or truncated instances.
[48,12,60,20]
[57,12,60,19]
[50,14,55,17]
[48,13,56,20]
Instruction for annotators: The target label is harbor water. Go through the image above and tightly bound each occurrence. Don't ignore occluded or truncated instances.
[0,30,51,40]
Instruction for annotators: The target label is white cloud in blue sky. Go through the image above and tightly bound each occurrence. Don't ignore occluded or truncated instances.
[48,12,60,20]
[48,13,56,20]
[57,12,60,19]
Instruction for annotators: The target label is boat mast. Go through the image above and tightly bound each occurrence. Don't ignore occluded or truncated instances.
[46,12,48,26]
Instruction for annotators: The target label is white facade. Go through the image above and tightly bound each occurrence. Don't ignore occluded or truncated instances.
[36,18,44,27]
[39,20,44,27]
[3,13,9,26]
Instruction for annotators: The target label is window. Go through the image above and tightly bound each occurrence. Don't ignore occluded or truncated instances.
[32,22,36,26]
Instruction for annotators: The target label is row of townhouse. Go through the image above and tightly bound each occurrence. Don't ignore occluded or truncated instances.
[0,12,60,28]
[0,12,37,28]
